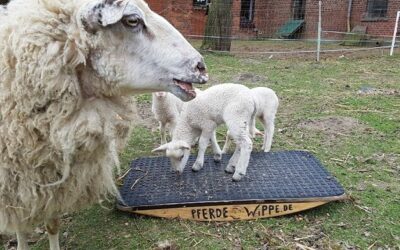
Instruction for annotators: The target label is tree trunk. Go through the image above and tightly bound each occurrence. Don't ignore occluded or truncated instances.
[201,0,233,51]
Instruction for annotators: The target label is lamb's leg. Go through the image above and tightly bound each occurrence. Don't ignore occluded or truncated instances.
[210,130,222,162]
[221,130,232,154]
[249,117,257,138]
[16,231,29,250]
[262,115,275,152]
[226,121,253,181]
[192,132,211,172]
[46,218,60,250]
[233,135,252,181]
[225,144,240,173]
[252,117,265,137]
[169,120,177,138]
[254,127,264,136]
[160,122,167,145]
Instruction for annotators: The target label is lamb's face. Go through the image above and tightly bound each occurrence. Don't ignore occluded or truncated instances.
[152,141,191,173]
[80,0,208,101]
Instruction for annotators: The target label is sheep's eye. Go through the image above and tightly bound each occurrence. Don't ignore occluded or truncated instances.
[125,18,138,27]
[179,155,184,161]
[122,15,141,28]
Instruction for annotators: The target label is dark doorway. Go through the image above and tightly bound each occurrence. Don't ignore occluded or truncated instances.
[240,0,255,28]
[292,0,306,20]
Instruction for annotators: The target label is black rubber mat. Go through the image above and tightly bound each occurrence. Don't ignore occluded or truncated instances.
[118,151,345,208]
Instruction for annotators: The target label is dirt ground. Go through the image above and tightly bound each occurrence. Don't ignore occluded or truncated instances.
[135,101,158,130]
[298,116,367,136]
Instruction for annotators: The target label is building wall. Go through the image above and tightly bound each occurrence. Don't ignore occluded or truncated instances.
[304,0,348,39]
[250,0,292,38]
[231,0,245,37]
[351,0,400,38]
[2,0,398,39]
[145,0,399,40]
[146,0,207,37]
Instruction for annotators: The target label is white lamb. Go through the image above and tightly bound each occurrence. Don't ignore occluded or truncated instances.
[151,92,184,144]
[222,87,279,153]
[0,5,6,14]
[0,0,208,249]
[153,83,255,181]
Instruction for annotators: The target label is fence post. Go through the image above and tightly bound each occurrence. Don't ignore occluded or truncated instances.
[390,11,400,56]
[317,0,322,62]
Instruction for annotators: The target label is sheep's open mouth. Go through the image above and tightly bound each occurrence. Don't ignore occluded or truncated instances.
[174,79,196,98]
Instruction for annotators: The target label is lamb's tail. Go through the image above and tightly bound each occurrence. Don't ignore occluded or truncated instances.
[248,97,258,136]
[251,98,257,121]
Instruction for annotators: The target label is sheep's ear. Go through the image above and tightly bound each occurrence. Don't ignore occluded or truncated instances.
[152,144,169,153]
[101,0,129,26]
[81,0,140,31]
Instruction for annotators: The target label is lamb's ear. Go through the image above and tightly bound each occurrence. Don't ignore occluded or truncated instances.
[152,144,169,153]
[155,92,167,97]
[176,141,190,150]
[81,0,138,31]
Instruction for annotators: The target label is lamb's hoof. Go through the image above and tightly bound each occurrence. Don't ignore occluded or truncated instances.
[263,147,271,152]
[213,153,222,162]
[191,162,203,172]
[225,165,235,174]
[232,172,245,181]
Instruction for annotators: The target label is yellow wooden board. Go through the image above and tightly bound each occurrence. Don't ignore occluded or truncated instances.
[118,201,329,221]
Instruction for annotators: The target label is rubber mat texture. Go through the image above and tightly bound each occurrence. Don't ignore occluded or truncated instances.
[119,151,345,208]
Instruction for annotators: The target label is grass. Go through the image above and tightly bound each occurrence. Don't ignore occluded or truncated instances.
[28,53,400,249]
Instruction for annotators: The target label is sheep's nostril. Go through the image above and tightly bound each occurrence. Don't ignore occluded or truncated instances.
[197,61,206,74]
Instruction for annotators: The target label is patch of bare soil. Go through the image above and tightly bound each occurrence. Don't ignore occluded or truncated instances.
[356,153,400,177]
[232,72,267,84]
[1,235,11,249]
[260,217,348,249]
[298,116,367,137]
[135,102,158,130]
[357,86,400,96]
[2,228,45,250]
[154,240,178,250]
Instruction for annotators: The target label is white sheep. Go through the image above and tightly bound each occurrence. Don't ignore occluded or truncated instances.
[221,87,279,153]
[151,92,184,144]
[153,83,255,181]
[0,0,208,249]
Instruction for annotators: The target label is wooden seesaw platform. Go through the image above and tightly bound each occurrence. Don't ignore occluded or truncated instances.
[117,151,346,221]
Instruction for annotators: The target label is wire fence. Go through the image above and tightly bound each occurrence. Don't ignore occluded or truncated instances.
[148,0,400,59]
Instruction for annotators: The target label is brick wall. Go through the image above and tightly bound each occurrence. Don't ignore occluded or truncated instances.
[305,0,348,39]
[145,0,399,40]
[351,0,400,38]
[255,0,294,38]
[146,0,207,37]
